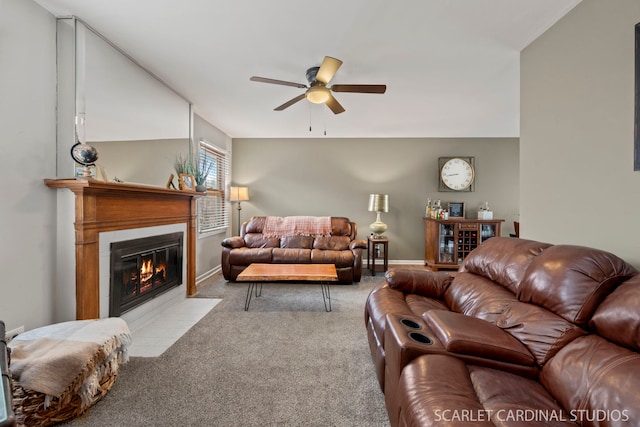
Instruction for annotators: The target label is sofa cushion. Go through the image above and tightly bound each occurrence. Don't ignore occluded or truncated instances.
[445,272,518,324]
[271,248,311,263]
[310,249,354,267]
[518,245,638,327]
[398,356,577,427]
[460,237,551,294]
[423,310,535,366]
[244,234,279,248]
[386,269,453,298]
[540,335,640,424]
[398,355,493,427]
[497,301,587,366]
[228,248,272,265]
[313,236,351,251]
[280,235,314,249]
[589,275,640,351]
[330,217,353,237]
[469,365,575,426]
[244,216,266,233]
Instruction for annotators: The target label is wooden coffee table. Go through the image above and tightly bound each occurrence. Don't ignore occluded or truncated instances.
[237,264,338,312]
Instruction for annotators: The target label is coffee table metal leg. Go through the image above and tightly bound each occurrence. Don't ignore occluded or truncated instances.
[246,280,332,312]
[321,283,331,312]
[244,282,256,311]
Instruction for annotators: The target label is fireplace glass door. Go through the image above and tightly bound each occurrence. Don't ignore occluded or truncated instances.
[110,232,183,316]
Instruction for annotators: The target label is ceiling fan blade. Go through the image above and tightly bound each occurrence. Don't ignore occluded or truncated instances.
[325,93,345,115]
[250,76,307,89]
[330,84,387,94]
[315,56,343,84]
[274,93,306,111]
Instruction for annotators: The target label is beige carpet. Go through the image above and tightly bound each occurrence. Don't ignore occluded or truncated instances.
[62,272,389,427]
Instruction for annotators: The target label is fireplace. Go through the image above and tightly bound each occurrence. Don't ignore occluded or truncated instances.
[45,179,200,320]
[110,232,183,316]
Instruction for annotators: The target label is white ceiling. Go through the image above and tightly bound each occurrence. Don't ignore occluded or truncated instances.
[34,0,581,139]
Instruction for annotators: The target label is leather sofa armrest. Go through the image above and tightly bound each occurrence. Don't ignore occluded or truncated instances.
[423,310,535,366]
[221,236,245,249]
[385,269,453,298]
[350,239,367,250]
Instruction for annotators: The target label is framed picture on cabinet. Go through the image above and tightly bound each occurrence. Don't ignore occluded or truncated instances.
[448,202,465,218]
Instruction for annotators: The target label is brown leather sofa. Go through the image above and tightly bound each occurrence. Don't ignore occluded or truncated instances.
[221,216,367,284]
[365,237,640,426]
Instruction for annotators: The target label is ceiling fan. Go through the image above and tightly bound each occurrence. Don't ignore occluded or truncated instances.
[250,56,387,115]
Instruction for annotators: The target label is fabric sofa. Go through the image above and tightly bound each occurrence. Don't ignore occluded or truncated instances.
[221,216,367,284]
[364,237,640,427]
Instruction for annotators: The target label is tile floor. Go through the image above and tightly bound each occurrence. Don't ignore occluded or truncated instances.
[127,297,221,357]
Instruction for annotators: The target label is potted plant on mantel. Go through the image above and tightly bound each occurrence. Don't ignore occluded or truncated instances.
[174,154,213,193]
[193,157,214,193]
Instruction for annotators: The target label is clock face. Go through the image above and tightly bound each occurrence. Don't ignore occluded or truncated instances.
[440,158,474,191]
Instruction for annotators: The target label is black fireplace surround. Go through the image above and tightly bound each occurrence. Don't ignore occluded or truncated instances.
[110,232,183,316]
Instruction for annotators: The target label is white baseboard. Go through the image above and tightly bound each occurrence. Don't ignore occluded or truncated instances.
[388,260,425,265]
[196,265,222,285]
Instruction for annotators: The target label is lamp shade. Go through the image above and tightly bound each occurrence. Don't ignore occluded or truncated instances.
[229,186,249,202]
[368,194,389,213]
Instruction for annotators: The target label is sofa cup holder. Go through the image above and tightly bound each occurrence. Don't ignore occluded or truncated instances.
[400,318,422,329]
[408,332,432,345]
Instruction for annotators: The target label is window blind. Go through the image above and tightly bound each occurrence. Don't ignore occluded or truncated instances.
[198,140,229,234]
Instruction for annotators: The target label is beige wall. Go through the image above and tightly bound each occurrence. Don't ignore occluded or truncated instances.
[0,0,57,332]
[232,137,519,261]
[521,0,640,267]
[92,139,189,187]
[193,113,233,278]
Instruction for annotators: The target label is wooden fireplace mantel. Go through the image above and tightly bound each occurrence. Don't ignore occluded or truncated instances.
[45,178,202,320]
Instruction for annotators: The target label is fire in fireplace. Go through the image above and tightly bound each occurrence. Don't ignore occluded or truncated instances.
[110,232,183,316]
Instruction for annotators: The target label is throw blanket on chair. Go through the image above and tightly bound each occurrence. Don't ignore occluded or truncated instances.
[8,318,131,406]
[263,216,332,238]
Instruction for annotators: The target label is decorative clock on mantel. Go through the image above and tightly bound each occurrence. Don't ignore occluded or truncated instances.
[438,157,475,192]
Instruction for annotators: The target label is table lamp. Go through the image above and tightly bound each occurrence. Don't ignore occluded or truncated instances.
[368,194,389,238]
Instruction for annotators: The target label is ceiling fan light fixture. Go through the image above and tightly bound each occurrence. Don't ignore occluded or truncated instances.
[306,86,330,104]
[250,56,386,114]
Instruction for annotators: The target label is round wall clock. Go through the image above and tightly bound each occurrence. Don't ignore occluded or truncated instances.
[438,157,475,192]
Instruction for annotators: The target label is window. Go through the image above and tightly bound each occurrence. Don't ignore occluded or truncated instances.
[197,139,229,234]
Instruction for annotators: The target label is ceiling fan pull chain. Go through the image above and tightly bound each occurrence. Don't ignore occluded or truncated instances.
[324,108,327,136]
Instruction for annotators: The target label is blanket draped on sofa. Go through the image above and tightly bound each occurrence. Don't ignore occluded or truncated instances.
[262,216,331,238]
